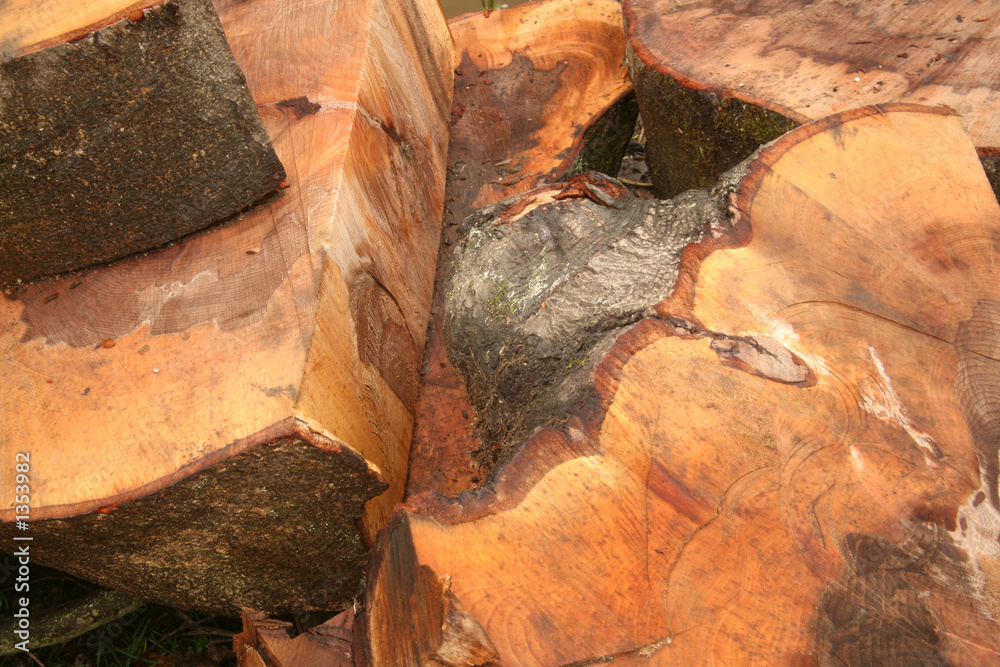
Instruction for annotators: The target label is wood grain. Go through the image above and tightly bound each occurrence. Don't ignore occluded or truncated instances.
[0,0,452,614]
[365,105,1000,664]
[624,0,1000,197]
[626,0,1000,149]
[407,0,636,498]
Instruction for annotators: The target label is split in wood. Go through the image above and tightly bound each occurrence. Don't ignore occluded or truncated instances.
[364,104,1000,665]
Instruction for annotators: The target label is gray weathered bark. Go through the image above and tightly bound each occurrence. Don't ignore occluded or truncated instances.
[443,164,750,475]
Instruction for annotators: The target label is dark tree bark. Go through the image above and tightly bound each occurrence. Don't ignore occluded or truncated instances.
[0,0,453,615]
[623,0,1000,199]
[408,0,639,499]
[0,0,285,284]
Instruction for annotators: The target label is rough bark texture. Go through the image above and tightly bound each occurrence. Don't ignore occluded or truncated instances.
[624,0,1000,198]
[0,0,285,285]
[567,92,640,178]
[0,430,384,616]
[985,156,1000,200]
[626,43,796,198]
[0,589,143,655]
[0,0,452,614]
[408,0,637,498]
[443,168,748,475]
[365,105,1000,665]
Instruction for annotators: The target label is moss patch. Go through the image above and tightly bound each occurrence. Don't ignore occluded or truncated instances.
[626,44,798,198]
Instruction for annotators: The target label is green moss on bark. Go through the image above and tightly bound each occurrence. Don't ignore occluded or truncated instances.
[626,43,797,198]
[567,92,641,178]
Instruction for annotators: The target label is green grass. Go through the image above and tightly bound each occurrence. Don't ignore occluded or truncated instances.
[1,557,240,667]
[9,605,239,666]
[3,604,240,667]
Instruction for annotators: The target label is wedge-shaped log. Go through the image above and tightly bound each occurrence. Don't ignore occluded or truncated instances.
[624,0,1000,198]
[0,0,452,615]
[362,105,1000,664]
[0,0,286,284]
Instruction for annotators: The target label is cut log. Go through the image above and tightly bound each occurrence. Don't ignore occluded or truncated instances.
[0,0,452,615]
[408,0,637,498]
[363,105,1000,664]
[0,589,143,655]
[0,0,285,285]
[623,0,1000,198]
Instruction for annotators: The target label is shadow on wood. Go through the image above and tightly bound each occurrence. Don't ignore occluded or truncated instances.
[623,0,1000,199]
[364,105,1000,665]
[408,0,637,499]
[0,0,453,615]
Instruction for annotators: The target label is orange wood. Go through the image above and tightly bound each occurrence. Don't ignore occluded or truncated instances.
[0,0,164,57]
[624,0,1000,153]
[408,0,635,498]
[366,105,1000,665]
[0,0,453,610]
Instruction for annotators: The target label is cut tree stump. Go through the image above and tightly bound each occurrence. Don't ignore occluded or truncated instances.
[362,105,1000,665]
[0,0,286,285]
[623,0,1000,198]
[0,0,452,615]
[408,0,637,499]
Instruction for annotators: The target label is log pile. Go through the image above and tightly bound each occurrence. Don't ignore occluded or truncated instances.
[623,0,1000,198]
[3,0,1000,663]
[0,0,452,615]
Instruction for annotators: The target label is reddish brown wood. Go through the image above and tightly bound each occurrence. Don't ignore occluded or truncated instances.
[234,608,354,667]
[0,0,452,615]
[408,0,636,498]
[365,105,1000,665]
[624,0,1000,197]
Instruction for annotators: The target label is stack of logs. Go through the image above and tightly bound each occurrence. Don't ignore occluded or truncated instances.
[3,0,1000,664]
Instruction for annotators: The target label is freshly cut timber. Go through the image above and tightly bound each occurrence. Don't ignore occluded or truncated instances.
[0,0,453,615]
[0,0,285,285]
[362,105,1000,664]
[233,608,354,667]
[623,0,1000,198]
[408,0,637,498]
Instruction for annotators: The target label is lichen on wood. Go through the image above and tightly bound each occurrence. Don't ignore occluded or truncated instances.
[443,165,750,475]
[407,0,636,499]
